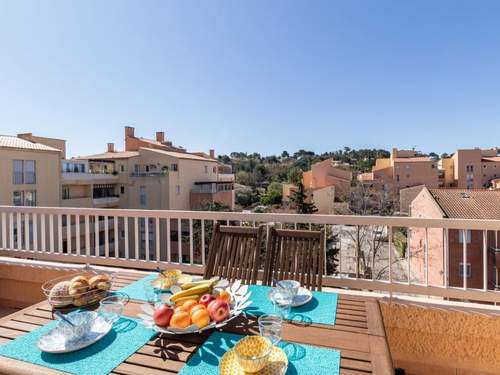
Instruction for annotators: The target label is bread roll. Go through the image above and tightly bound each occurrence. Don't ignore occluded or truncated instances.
[69,275,90,296]
[89,274,110,289]
[49,281,72,307]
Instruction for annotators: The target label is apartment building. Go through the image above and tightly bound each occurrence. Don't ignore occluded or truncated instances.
[409,188,500,289]
[0,134,63,207]
[358,148,439,192]
[59,126,235,211]
[439,148,500,189]
[282,158,352,213]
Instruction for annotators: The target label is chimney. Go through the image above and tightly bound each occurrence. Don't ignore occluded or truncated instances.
[156,131,165,142]
[17,133,34,142]
[107,143,115,153]
[125,126,135,138]
[209,149,215,159]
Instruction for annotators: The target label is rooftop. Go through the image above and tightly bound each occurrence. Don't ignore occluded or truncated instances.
[393,157,432,163]
[0,135,61,153]
[77,150,140,160]
[429,188,500,219]
[142,147,217,162]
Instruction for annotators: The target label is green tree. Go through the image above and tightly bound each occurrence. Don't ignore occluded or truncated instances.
[287,167,303,185]
[260,182,283,206]
[290,183,317,214]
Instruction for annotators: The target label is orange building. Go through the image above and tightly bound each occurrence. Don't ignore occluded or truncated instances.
[409,188,500,289]
[283,159,352,213]
[440,148,500,189]
[358,148,439,192]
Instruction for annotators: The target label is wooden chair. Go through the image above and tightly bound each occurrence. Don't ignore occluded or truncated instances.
[263,228,325,291]
[204,223,265,285]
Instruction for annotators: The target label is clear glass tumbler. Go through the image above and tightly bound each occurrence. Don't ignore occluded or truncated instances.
[99,295,124,323]
[258,314,283,345]
[271,286,294,318]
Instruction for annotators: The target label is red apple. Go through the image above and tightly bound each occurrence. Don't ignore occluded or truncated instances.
[153,304,174,327]
[199,293,215,307]
[207,298,230,323]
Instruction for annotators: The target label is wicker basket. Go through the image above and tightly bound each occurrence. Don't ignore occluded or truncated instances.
[42,270,116,309]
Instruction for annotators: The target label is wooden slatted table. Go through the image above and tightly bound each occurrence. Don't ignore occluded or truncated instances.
[0,271,393,375]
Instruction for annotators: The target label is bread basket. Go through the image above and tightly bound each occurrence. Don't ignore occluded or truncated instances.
[42,270,116,309]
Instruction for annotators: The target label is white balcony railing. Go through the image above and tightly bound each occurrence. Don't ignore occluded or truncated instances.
[1,205,500,303]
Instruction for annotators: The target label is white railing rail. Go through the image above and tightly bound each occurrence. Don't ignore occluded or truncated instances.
[1,205,500,303]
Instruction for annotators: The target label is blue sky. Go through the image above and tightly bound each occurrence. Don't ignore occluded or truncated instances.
[1,1,500,158]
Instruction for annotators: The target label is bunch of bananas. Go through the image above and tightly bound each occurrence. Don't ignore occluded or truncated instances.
[170,277,219,304]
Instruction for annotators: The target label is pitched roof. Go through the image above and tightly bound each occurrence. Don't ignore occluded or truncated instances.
[393,157,432,163]
[482,156,500,162]
[428,188,500,220]
[77,151,140,160]
[141,148,216,162]
[0,135,61,152]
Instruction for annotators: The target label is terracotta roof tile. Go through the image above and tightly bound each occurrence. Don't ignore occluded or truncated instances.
[393,157,432,163]
[428,189,500,220]
[0,135,61,152]
[78,151,140,159]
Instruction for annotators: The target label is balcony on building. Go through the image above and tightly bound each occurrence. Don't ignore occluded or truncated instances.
[61,159,119,184]
[190,181,234,210]
[92,184,119,207]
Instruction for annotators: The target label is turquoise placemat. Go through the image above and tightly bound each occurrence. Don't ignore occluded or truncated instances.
[178,331,341,375]
[0,316,156,375]
[118,273,158,301]
[244,285,338,325]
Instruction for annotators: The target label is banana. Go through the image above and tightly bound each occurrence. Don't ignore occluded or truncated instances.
[180,280,212,290]
[174,295,201,305]
[170,284,212,302]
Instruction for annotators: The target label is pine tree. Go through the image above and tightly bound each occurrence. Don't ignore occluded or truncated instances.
[290,182,317,214]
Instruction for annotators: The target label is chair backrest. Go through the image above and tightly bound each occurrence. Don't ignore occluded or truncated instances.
[204,223,265,285]
[263,228,325,291]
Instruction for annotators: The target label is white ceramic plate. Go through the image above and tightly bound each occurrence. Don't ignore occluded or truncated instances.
[38,313,112,354]
[291,287,313,307]
[269,287,313,307]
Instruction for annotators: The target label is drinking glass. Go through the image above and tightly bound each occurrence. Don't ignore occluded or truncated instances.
[271,286,294,318]
[258,314,283,345]
[143,281,160,304]
[99,295,124,323]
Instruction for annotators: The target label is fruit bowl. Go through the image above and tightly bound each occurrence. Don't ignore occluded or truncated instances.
[137,279,252,334]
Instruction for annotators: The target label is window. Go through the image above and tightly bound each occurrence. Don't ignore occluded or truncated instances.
[171,163,178,171]
[213,167,217,173]
[396,175,400,182]
[13,190,36,206]
[120,164,125,173]
[24,191,36,206]
[13,191,23,206]
[459,263,471,278]
[13,160,24,184]
[62,187,70,200]
[175,185,181,195]
[204,165,208,173]
[145,165,150,172]
[139,186,146,206]
[459,230,471,244]
[25,160,36,184]
[120,186,125,194]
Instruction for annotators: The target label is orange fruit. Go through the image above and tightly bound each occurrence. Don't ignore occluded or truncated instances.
[175,298,197,307]
[180,300,198,313]
[174,306,185,314]
[170,311,191,329]
[218,290,232,303]
[190,304,207,316]
[191,308,210,328]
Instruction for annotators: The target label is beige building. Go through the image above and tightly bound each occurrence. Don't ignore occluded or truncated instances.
[72,127,234,211]
[358,148,439,193]
[0,135,63,207]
